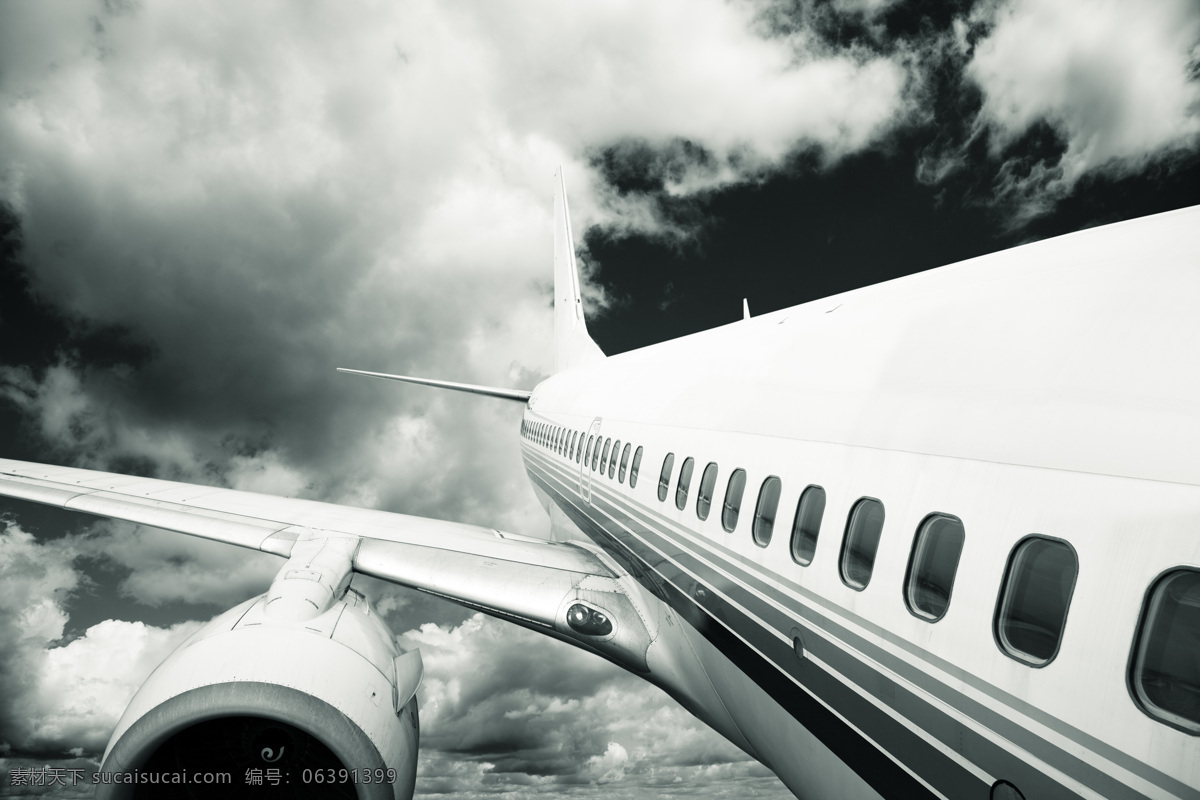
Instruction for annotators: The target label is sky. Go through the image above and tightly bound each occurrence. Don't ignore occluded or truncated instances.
[0,0,1197,797]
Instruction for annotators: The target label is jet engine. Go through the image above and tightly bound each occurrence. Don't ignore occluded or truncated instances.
[95,566,422,799]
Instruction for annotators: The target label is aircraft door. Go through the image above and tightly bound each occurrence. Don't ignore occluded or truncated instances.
[580,417,602,504]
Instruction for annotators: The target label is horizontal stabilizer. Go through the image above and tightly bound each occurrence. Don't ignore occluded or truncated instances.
[337,368,532,403]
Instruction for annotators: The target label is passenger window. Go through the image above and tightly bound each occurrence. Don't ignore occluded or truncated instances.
[591,437,602,471]
[658,453,675,502]
[1131,569,1200,733]
[600,438,612,474]
[584,435,595,467]
[675,457,695,510]
[904,514,965,622]
[995,536,1077,666]
[630,446,643,488]
[618,443,631,483]
[752,476,782,548]
[696,462,718,521]
[609,440,621,479]
[722,469,747,533]
[790,486,825,566]
[569,431,576,460]
[840,498,885,591]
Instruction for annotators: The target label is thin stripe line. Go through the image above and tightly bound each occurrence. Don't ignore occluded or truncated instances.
[526,448,1195,800]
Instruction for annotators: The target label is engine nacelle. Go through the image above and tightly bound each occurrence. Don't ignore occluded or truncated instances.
[95,587,421,799]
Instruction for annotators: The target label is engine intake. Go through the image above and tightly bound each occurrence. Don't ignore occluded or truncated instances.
[96,589,421,800]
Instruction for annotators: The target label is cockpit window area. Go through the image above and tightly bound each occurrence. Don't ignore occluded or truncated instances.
[675,457,695,511]
[752,476,782,548]
[1130,568,1200,733]
[722,469,747,533]
[658,453,675,502]
[995,536,1077,666]
[609,440,621,479]
[904,514,965,622]
[840,498,885,591]
[630,446,643,488]
[790,485,825,566]
[696,462,718,521]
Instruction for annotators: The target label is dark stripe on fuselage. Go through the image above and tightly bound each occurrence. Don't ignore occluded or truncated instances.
[524,447,1155,800]
[525,460,948,800]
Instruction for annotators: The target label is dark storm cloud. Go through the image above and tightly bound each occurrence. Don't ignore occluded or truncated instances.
[0,1,1197,797]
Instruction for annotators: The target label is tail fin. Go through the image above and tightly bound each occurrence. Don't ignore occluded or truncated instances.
[554,166,606,372]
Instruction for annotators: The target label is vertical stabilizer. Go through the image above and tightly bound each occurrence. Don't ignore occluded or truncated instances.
[554,166,606,372]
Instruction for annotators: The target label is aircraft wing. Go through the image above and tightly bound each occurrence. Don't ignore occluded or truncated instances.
[0,457,627,637]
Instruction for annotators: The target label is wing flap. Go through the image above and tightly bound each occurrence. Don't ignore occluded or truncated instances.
[355,537,593,629]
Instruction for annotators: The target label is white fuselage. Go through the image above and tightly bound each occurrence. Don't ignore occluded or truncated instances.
[518,206,1200,799]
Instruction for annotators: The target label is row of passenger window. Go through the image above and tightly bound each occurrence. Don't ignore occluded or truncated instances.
[651,450,1200,736]
[520,419,646,487]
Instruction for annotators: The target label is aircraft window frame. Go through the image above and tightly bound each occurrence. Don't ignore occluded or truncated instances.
[569,431,576,460]
[584,435,595,468]
[994,535,1078,668]
[790,485,825,566]
[1128,568,1200,734]
[658,453,675,502]
[752,476,782,548]
[609,440,621,479]
[630,446,643,488]
[591,437,602,471]
[600,438,612,474]
[675,457,695,511]
[577,432,584,463]
[722,469,747,533]
[618,443,631,483]
[696,462,718,521]
[840,497,885,591]
[904,513,966,622]
[554,427,560,453]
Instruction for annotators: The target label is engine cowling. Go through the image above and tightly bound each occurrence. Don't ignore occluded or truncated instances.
[95,587,421,799]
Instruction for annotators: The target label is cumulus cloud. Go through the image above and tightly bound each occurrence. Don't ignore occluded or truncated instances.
[0,521,200,756]
[967,0,1200,218]
[400,614,779,798]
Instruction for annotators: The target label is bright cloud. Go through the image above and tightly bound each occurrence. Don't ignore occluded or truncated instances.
[968,0,1200,213]
[399,613,777,797]
[0,522,200,755]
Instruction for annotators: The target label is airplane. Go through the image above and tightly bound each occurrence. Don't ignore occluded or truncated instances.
[1,167,1197,800]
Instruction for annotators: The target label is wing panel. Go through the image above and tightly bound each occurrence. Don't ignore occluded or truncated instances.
[0,457,613,596]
